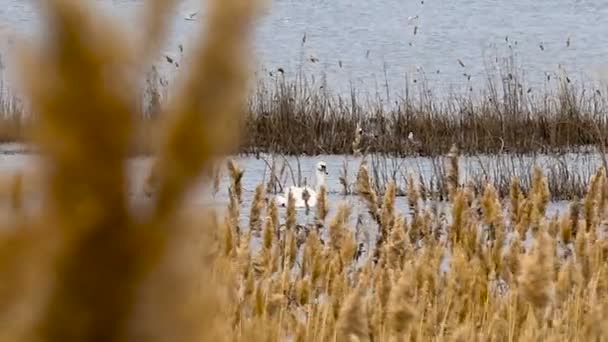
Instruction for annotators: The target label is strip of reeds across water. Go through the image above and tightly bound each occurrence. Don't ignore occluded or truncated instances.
[0,51,608,156]
[244,66,608,156]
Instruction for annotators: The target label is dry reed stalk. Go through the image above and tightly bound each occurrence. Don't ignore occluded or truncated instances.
[555,260,581,304]
[386,270,417,337]
[450,190,467,245]
[336,286,370,342]
[531,166,550,216]
[574,229,591,283]
[340,230,358,269]
[446,144,459,201]
[519,232,555,311]
[558,209,573,246]
[387,216,407,270]
[505,232,522,283]
[375,264,392,319]
[308,234,324,288]
[260,215,274,266]
[13,1,154,338]
[268,195,279,236]
[339,161,350,196]
[481,183,506,273]
[1,0,262,340]
[584,168,604,233]
[249,184,265,234]
[225,181,239,229]
[329,203,351,252]
[516,199,534,239]
[227,159,244,204]
[406,172,421,216]
[450,325,476,342]
[212,162,222,196]
[380,181,396,239]
[285,226,297,271]
[527,202,542,237]
[315,185,328,229]
[286,192,296,232]
[569,198,581,238]
[509,176,522,224]
[356,163,380,225]
[601,175,608,218]
[222,215,235,258]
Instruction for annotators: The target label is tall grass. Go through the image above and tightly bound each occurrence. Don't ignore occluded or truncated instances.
[244,68,608,155]
[200,146,608,341]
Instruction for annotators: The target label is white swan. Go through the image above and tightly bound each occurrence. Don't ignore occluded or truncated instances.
[408,131,422,147]
[276,161,328,208]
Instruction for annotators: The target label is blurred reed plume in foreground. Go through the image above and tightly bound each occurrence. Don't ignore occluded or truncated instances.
[0,0,261,340]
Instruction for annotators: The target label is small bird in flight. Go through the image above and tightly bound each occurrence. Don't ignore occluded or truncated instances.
[184,11,198,21]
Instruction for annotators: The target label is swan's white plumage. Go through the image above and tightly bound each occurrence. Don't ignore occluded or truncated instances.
[275,161,327,208]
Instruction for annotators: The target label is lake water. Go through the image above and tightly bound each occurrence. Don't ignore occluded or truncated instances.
[0,144,584,231]
[0,145,587,263]
[0,0,608,99]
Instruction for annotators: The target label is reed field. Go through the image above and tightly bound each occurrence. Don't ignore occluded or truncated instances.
[2,0,608,341]
[244,70,608,156]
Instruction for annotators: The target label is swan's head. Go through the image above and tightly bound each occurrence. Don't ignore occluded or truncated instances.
[356,123,363,136]
[408,131,414,141]
[316,161,328,175]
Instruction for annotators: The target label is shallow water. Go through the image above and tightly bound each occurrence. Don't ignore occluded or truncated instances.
[0,146,580,263]
[0,144,583,226]
[0,0,608,98]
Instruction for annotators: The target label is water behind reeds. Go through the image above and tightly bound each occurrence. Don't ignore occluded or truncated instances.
[3,0,608,95]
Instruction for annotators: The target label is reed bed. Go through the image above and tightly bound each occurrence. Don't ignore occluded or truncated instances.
[0,44,607,156]
[363,150,596,200]
[187,143,608,341]
[244,69,608,156]
[1,0,608,341]
[258,148,600,201]
[190,147,608,341]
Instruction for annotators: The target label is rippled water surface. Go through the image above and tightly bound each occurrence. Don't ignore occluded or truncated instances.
[0,0,608,96]
[0,144,581,226]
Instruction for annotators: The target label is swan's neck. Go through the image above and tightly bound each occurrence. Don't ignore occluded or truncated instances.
[315,170,326,190]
